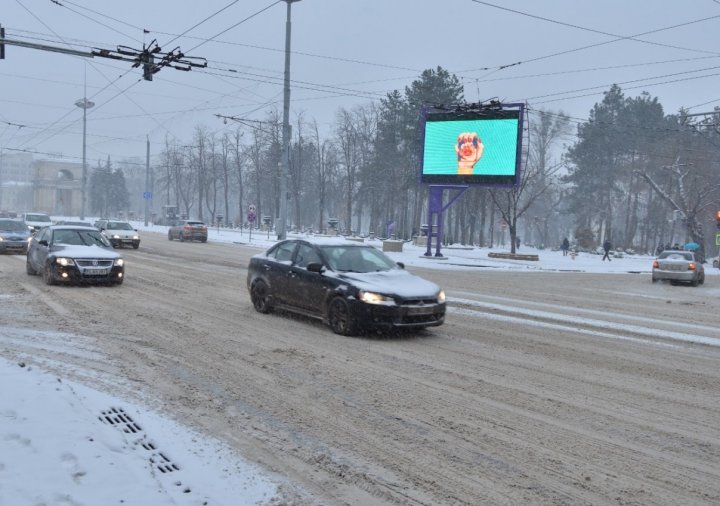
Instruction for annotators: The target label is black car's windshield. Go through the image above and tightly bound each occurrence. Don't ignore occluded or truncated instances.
[53,229,111,247]
[0,219,27,232]
[322,245,396,273]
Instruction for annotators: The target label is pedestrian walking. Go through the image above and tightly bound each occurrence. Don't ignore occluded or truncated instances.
[561,237,570,256]
[602,239,612,261]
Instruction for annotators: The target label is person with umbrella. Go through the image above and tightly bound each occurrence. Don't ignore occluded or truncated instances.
[684,242,703,263]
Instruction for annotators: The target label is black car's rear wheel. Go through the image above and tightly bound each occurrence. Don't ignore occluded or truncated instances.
[251,281,272,313]
[328,297,357,336]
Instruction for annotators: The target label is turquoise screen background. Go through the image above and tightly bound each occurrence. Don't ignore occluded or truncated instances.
[422,118,519,175]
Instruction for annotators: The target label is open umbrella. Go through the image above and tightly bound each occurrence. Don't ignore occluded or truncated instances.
[684,242,700,251]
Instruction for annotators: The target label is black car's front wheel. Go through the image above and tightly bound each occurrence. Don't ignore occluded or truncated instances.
[251,281,272,313]
[43,263,56,285]
[26,258,38,275]
[328,297,357,336]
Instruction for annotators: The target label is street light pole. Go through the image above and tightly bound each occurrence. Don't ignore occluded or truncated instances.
[75,77,94,220]
[278,0,300,241]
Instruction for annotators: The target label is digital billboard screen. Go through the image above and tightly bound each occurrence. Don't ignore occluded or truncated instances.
[419,105,523,186]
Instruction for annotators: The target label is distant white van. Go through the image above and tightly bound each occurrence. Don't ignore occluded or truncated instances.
[22,212,52,233]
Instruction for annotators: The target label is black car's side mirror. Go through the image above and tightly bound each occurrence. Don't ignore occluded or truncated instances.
[306,262,324,273]
[38,239,49,246]
[396,262,405,269]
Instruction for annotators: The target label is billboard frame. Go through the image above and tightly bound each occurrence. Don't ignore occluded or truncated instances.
[418,101,525,187]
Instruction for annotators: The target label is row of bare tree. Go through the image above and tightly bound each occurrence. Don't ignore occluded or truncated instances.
[113,72,719,257]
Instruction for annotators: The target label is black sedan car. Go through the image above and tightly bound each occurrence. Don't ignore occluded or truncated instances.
[26,225,125,285]
[247,239,446,335]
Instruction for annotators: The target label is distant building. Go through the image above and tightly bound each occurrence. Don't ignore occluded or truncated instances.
[0,152,34,212]
[0,153,84,215]
[30,159,83,216]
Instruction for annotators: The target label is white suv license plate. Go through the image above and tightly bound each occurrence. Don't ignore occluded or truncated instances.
[84,268,109,275]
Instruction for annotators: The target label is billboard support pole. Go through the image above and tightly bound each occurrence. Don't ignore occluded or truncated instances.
[425,185,468,257]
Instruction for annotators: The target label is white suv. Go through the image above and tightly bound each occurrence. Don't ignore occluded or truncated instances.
[97,220,140,249]
[22,212,52,233]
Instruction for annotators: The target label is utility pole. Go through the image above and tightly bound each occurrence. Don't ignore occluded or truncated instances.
[278,0,301,241]
[75,68,94,220]
[144,136,150,226]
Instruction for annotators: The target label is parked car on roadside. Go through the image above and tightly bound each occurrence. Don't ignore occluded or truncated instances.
[0,218,32,254]
[168,220,208,242]
[22,212,52,233]
[247,238,446,335]
[26,225,125,285]
[652,250,705,286]
[95,220,140,249]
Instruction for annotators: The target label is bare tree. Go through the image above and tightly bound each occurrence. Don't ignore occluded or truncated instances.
[636,158,720,260]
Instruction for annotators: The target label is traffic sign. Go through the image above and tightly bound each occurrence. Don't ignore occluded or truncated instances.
[248,204,257,223]
[143,191,152,199]
[715,233,720,246]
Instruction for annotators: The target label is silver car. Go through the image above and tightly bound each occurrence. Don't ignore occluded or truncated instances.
[652,250,705,286]
[0,219,32,254]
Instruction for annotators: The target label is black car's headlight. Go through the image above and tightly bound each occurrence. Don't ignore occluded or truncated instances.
[114,258,125,267]
[55,257,75,267]
[437,290,446,303]
[358,290,395,305]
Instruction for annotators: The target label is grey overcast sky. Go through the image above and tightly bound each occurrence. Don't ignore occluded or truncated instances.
[2,0,719,166]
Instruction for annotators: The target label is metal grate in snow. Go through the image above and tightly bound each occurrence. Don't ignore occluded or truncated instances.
[99,407,182,474]
[99,406,142,433]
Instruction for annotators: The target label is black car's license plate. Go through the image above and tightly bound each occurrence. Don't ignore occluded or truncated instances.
[407,305,436,315]
[84,268,109,275]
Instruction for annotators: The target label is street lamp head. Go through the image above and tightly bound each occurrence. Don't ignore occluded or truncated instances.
[74,98,95,109]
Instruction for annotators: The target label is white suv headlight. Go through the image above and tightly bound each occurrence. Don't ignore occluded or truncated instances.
[114,258,125,267]
[55,257,75,266]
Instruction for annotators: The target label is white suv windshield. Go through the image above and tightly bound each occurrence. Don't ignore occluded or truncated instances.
[26,214,51,222]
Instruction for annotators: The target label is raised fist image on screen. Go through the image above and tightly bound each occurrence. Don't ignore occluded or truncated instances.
[455,132,484,174]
